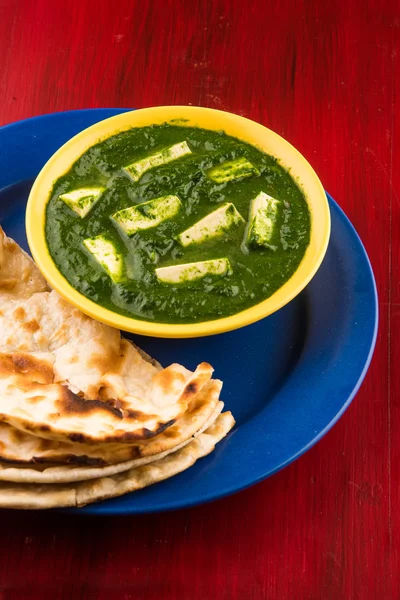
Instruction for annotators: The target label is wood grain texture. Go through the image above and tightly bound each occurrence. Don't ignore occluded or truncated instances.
[0,0,398,598]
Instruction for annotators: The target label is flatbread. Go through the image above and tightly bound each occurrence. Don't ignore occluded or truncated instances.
[0,228,48,304]
[0,350,213,443]
[0,401,224,483]
[0,379,222,465]
[0,411,234,509]
[0,228,234,507]
[0,228,215,443]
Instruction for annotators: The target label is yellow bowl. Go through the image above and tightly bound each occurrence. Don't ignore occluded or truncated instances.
[26,106,330,338]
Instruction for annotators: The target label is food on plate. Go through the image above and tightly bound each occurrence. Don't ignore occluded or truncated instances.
[0,228,48,302]
[0,390,224,474]
[0,351,213,444]
[45,123,311,323]
[0,413,234,509]
[0,229,234,508]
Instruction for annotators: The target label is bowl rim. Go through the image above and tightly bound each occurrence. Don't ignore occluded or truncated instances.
[26,106,331,338]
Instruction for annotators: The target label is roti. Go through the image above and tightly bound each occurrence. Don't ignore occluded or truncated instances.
[0,228,214,443]
[0,228,234,508]
[0,380,223,466]
[0,412,234,509]
[0,401,224,483]
[0,350,213,443]
[0,228,48,304]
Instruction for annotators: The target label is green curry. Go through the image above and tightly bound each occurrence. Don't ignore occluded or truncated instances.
[45,124,311,324]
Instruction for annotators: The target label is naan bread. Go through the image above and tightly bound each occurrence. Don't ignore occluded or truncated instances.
[0,229,214,443]
[0,401,224,483]
[0,228,48,304]
[0,350,213,443]
[0,228,234,508]
[0,412,234,509]
[0,379,222,465]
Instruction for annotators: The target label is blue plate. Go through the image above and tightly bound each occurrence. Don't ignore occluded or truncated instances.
[0,109,378,515]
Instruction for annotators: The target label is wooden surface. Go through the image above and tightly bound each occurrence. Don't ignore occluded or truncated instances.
[0,0,398,598]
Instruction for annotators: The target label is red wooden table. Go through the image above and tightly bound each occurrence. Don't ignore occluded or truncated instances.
[0,1,398,598]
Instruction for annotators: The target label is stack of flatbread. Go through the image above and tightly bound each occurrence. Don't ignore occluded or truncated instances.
[0,228,234,509]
